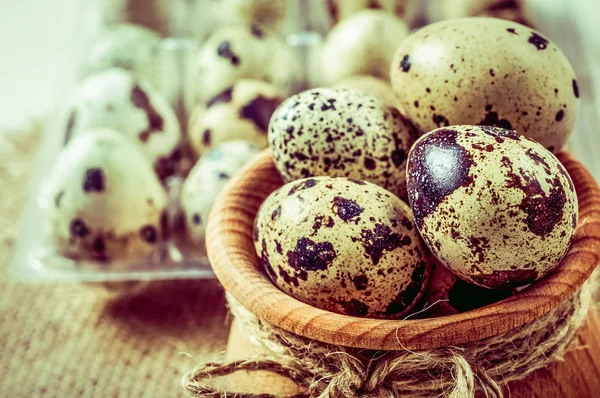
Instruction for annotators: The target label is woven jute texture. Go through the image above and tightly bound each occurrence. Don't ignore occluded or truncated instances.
[0,124,230,397]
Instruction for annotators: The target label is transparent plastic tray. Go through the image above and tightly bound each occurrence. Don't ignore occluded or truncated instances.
[10,0,600,283]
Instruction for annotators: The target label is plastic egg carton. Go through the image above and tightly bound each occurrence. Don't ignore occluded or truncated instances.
[10,0,600,284]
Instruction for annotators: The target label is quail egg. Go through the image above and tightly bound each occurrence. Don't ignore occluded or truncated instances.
[195,25,297,102]
[320,10,409,85]
[80,24,164,87]
[254,176,431,319]
[181,141,261,243]
[269,88,418,200]
[188,80,285,158]
[334,75,402,110]
[391,17,579,152]
[406,125,578,289]
[64,68,182,180]
[43,128,167,264]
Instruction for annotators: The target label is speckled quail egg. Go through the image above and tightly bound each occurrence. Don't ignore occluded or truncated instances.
[101,0,171,36]
[80,24,165,87]
[64,68,182,181]
[43,128,167,264]
[181,141,261,243]
[195,25,297,102]
[391,18,579,152]
[406,125,578,289]
[188,80,285,158]
[254,176,431,319]
[319,10,409,85]
[269,88,418,200]
[324,0,415,23]
[334,75,402,110]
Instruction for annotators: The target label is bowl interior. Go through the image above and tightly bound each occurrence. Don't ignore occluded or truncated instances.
[206,149,600,350]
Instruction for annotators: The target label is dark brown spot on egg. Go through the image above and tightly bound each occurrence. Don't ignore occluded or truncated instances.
[271,205,281,221]
[352,273,369,291]
[507,28,517,34]
[64,110,77,145]
[311,215,335,236]
[260,239,278,281]
[332,197,364,222]
[359,223,411,265]
[250,25,264,38]
[407,129,474,228]
[471,269,538,289]
[572,79,580,98]
[54,191,64,208]
[432,114,450,127]
[154,147,182,181]
[288,179,318,196]
[555,110,565,122]
[131,84,164,143]
[202,129,211,146]
[466,236,490,264]
[385,260,428,316]
[287,237,337,272]
[332,298,369,317]
[93,237,105,253]
[414,101,419,108]
[479,112,513,130]
[481,125,520,141]
[140,225,158,243]
[70,219,89,238]
[526,148,551,171]
[401,217,414,230]
[528,32,549,50]
[503,158,567,236]
[400,55,411,72]
[192,213,202,225]
[207,87,234,107]
[217,41,240,66]
[239,96,282,132]
[364,157,376,170]
[83,168,105,193]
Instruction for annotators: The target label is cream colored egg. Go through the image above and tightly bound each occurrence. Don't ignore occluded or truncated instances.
[43,129,167,265]
[391,18,579,152]
[195,25,297,102]
[254,176,431,319]
[268,88,418,200]
[189,80,285,158]
[406,125,578,289]
[320,10,409,85]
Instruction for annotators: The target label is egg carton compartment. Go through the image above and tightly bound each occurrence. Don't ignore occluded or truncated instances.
[10,0,600,284]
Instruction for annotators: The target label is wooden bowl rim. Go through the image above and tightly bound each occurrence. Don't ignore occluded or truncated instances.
[206,149,600,350]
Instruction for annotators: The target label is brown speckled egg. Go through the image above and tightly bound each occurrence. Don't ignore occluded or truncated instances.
[269,88,418,200]
[334,75,402,110]
[320,10,409,85]
[391,18,579,152]
[189,79,285,158]
[406,125,578,289]
[254,176,431,319]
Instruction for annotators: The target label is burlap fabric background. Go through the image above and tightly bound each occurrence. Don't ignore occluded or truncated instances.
[0,125,230,397]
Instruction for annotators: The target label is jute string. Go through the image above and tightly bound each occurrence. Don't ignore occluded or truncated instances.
[182,271,597,398]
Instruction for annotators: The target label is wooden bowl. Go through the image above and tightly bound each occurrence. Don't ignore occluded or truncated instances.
[206,149,600,350]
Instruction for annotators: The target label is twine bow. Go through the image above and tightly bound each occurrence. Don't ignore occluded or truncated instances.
[182,272,596,398]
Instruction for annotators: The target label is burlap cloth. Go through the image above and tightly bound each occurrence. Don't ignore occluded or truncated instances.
[0,124,230,397]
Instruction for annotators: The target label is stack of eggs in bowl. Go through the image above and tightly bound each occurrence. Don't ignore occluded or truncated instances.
[252,14,580,319]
